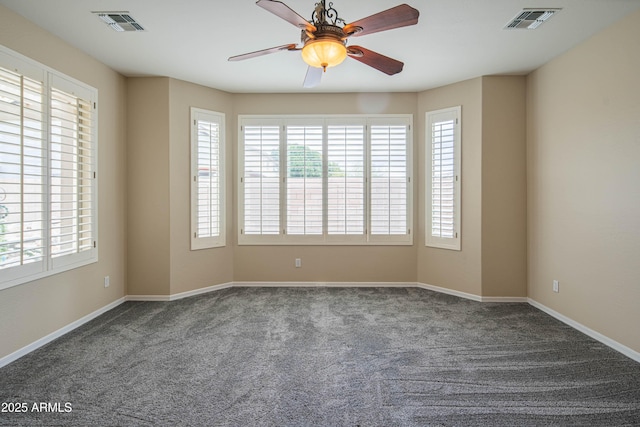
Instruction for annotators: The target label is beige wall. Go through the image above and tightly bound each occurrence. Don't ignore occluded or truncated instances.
[126,78,236,296]
[127,77,171,296]
[527,10,640,352]
[416,78,483,295]
[232,93,418,283]
[126,90,420,288]
[481,76,527,297]
[416,77,527,298]
[0,5,128,359]
[168,79,235,294]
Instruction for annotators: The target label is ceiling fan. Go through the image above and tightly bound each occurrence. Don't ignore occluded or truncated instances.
[228,0,419,88]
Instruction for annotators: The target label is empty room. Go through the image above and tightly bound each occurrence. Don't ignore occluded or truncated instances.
[0,0,639,425]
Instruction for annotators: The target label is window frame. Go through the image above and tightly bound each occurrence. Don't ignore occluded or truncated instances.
[190,107,225,250]
[0,45,98,290]
[425,106,461,250]
[238,114,413,246]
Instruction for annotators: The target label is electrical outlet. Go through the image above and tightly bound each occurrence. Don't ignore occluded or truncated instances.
[553,280,559,293]
[104,276,110,288]
[295,258,301,268]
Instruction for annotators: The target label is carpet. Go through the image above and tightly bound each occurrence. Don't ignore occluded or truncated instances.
[1,287,639,426]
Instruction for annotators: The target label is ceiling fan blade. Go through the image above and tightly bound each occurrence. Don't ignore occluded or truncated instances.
[343,4,419,37]
[256,0,317,32]
[303,66,323,88]
[228,44,298,61]
[347,46,404,75]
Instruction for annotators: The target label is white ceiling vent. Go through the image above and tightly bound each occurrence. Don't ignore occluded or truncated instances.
[505,9,560,30]
[94,12,145,32]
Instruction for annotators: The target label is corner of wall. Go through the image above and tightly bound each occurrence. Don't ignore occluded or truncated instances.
[125,77,172,296]
[480,76,527,297]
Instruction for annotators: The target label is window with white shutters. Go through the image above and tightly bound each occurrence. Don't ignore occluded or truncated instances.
[238,115,412,245]
[370,121,410,240]
[191,108,225,250]
[49,87,95,264]
[1,45,97,290]
[241,122,281,237]
[327,123,365,238]
[426,106,461,250]
[0,65,44,272]
[286,123,323,236]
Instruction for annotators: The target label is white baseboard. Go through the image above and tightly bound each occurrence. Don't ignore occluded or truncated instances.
[233,281,416,288]
[416,283,528,303]
[416,282,483,301]
[125,295,171,302]
[168,282,233,300]
[0,297,126,369]
[125,282,527,302]
[527,298,640,363]
[481,296,529,303]
[125,282,233,302]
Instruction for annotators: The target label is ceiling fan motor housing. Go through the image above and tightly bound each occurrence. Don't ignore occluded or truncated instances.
[301,24,348,70]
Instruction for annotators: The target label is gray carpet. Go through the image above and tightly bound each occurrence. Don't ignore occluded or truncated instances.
[1,287,639,426]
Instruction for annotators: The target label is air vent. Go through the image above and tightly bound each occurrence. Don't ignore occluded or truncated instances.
[505,9,560,30]
[93,12,145,32]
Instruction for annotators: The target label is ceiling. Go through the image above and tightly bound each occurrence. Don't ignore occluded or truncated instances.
[1,0,639,93]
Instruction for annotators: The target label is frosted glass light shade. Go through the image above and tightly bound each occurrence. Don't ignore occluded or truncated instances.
[301,39,347,70]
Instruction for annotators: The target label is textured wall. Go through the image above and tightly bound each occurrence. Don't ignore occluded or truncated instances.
[527,10,640,352]
[232,93,419,283]
[0,5,127,360]
[416,78,483,296]
[126,77,171,296]
[481,76,527,297]
[3,1,637,363]
[168,79,235,294]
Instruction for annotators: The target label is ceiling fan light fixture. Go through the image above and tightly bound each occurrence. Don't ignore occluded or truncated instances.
[301,38,347,71]
[230,0,419,86]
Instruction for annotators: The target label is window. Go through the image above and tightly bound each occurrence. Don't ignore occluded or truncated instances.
[286,121,323,237]
[370,120,410,239]
[0,46,97,290]
[190,108,225,249]
[425,106,461,250]
[327,122,365,236]
[238,115,412,245]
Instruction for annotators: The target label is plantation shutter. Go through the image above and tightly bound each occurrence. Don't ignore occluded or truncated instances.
[369,122,410,238]
[426,106,461,250]
[430,118,455,238]
[237,115,413,246]
[49,82,96,267]
[326,123,365,236]
[0,65,45,273]
[1,46,98,290]
[242,124,281,235]
[191,108,225,250]
[285,123,323,235]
